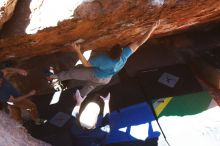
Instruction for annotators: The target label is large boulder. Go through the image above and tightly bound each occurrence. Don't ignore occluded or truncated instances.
[0,0,17,29]
[0,0,220,61]
[0,111,51,146]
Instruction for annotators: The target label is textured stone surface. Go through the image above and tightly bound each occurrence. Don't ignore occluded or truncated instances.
[0,0,17,29]
[0,0,220,61]
[0,111,51,146]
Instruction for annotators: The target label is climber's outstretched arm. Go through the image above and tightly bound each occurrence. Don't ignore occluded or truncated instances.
[129,20,160,53]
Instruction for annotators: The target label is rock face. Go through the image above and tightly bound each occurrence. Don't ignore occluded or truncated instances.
[0,0,17,29]
[0,0,220,62]
[0,111,51,146]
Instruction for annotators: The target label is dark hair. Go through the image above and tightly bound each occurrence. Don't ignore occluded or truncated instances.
[107,44,122,60]
[76,94,104,129]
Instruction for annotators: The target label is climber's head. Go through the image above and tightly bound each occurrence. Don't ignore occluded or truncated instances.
[107,44,123,60]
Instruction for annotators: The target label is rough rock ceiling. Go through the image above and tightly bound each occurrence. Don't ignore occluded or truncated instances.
[0,0,17,29]
[0,0,220,62]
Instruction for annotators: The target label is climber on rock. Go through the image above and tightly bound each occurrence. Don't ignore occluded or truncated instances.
[48,20,160,97]
[0,67,45,125]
